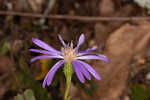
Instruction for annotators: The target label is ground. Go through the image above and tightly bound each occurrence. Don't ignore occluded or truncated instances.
[0,0,150,100]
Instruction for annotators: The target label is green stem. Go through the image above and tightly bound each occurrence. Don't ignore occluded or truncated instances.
[64,76,71,100]
[64,63,73,100]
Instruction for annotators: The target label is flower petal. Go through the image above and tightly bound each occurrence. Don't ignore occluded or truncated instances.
[58,34,67,47]
[78,45,98,56]
[77,52,93,56]
[42,60,64,88]
[84,45,98,53]
[29,49,55,55]
[75,60,101,80]
[73,60,91,80]
[30,55,63,62]
[75,34,85,50]
[32,38,61,54]
[72,61,85,83]
[76,55,109,63]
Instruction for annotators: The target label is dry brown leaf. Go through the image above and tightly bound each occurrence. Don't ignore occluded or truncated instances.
[74,21,150,100]
[95,4,137,46]
[99,0,115,16]
[97,21,150,100]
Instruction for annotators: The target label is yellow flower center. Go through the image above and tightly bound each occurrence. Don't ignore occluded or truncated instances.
[62,42,77,62]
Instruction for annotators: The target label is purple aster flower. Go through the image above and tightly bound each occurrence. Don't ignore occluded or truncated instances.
[29,34,109,88]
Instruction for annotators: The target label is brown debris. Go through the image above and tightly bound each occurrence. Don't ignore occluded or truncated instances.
[99,0,115,16]
[95,3,138,46]
[0,56,15,100]
[88,21,150,100]
[1,0,150,99]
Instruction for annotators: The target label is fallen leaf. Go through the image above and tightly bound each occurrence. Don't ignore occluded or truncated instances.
[78,21,150,100]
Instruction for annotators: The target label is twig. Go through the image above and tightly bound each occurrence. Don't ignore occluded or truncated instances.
[0,10,150,22]
[39,0,56,24]
[44,0,56,15]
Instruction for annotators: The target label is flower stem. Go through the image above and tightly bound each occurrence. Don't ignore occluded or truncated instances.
[64,76,71,100]
[64,63,73,100]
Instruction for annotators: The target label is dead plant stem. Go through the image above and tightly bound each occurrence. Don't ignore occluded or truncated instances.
[0,10,150,22]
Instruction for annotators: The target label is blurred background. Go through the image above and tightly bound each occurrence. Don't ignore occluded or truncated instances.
[0,0,150,100]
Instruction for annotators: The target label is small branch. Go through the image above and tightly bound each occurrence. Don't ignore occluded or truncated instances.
[0,10,150,22]
[43,0,56,15]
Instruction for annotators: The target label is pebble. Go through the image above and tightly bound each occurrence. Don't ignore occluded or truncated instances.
[124,96,130,100]
[146,72,150,80]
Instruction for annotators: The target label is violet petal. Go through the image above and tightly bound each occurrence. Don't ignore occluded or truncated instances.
[78,45,98,56]
[58,35,67,47]
[30,55,63,62]
[77,52,97,56]
[76,55,109,63]
[32,38,61,54]
[42,60,64,88]
[29,49,55,55]
[72,61,85,83]
[75,60,101,80]
[74,60,91,80]
[75,34,84,50]
[84,45,98,53]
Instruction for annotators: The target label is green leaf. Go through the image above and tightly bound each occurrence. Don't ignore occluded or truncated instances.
[24,89,36,100]
[15,89,35,100]
[0,41,10,54]
[129,84,149,100]
[17,71,51,100]
[84,88,91,96]
[15,94,24,100]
